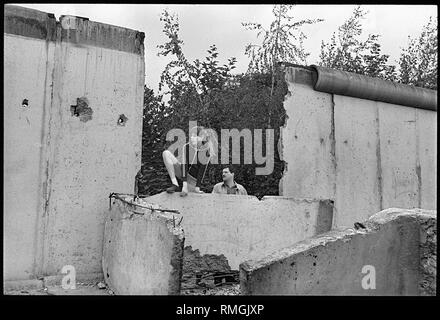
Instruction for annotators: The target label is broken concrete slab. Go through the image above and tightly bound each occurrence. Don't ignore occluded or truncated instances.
[102,195,184,295]
[4,4,145,283]
[280,66,437,229]
[240,208,436,296]
[144,192,334,273]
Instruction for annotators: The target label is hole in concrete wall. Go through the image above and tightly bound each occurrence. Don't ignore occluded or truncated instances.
[70,97,93,122]
[21,99,29,108]
[117,114,128,126]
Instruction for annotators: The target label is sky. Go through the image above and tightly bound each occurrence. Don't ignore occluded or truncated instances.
[18,4,437,95]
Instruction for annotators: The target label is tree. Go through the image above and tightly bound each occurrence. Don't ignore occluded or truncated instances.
[397,17,437,90]
[242,5,322,127]
[319,6,396,81]
[138,86,174,195]
[243,5,323,74]
[139,9,288,198]
[157,9,238,124]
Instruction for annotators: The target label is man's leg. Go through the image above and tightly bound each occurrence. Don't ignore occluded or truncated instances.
[163,150,182,192]
[180,175,200,196]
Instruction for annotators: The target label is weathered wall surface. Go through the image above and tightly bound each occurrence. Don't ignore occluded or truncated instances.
[144,192,333,271]
[240,208,436,295]
[40,15,144,277]
[334,96,382,226]
[280,67,437,228]
[4,27,56,281]
[102,197,184,295]
[3,5,145,281]
[279,69,334,200]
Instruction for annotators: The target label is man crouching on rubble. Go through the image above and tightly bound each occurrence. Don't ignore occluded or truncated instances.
[212,166,248,195]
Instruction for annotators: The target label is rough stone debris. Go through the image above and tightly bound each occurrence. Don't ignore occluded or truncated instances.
[181,246,238,290]
[418,213,436,295]
[181,284,240,296]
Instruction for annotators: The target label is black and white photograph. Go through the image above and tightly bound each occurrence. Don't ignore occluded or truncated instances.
[2,2,437,308]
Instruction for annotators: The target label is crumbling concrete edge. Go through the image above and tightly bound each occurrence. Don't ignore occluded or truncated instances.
[161,213,185,295]
[415,211,437,296]
[160,191,332,204]
[4,4,145,55]
[366,208,436,296]
[239,208,436,295]
[104,197,185,295]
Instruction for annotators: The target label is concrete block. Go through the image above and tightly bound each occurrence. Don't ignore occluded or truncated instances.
[3,5,145,282]
[281,66,436,231]
[41,41,144,276]
[378,103,419,209]
[416,108,437,209]
[102,196,184,295]
[3,33,55,281]
[280,74,335,200]
[334,95,381,227]
[240,208,436,295]
[143,192,334,271]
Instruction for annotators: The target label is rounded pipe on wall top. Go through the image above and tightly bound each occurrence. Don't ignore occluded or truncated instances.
[309,65,437,111]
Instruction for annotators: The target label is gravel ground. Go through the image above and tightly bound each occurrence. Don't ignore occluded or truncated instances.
[4,282,113,296]
[180,284,240,295]
[5,283,240,296]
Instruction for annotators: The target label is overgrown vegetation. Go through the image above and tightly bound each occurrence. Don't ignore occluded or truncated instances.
[318,6,437,87]
[319,6,397,81]
[243,5,323,73]
[139,6,437,198]
[397,17,437,90]
[138,9,287,198]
